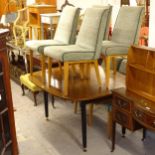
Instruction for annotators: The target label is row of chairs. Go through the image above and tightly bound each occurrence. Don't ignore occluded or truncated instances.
[26,5,144,96]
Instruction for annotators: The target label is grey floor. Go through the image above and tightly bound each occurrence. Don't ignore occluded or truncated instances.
[11,79,155,155]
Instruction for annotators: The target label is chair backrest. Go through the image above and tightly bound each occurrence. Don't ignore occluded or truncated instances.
[54,5,80,44]
[76,7,111,59]
[112,6,144,45]
[14,7,29,26]
[92,5,112,40]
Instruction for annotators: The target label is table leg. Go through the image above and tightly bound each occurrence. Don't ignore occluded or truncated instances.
[111,121,116,152]
[80,101,87,152]
[122,126,126,137]
[142,127,146,141]
[43,91,49,119]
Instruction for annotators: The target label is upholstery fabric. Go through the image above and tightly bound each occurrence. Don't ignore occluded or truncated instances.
[101,6,144,56]
[20,74,41,92]
[101,41,129,55]
[26,5,80,53]
[44,7,111,61]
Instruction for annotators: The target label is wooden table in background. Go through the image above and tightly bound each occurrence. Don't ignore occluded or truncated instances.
[28,5,56,39]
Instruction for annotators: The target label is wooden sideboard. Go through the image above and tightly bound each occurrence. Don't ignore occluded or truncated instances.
[0,29,18,154]
[111,45,155,151]
[28,4,56,39]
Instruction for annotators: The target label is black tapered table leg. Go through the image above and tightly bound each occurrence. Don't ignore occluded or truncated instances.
[80,101,87,152]
[43,91,49,119]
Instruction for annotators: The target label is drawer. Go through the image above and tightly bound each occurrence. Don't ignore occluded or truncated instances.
[134,108,155,130]
[113,109,131,129]
[114,96,131,112]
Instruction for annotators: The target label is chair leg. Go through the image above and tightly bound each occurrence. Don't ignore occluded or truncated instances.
[74,101,78,114]
[94,60,101,87]
[112,57,117,78]
[88,103,94,126]
[48,57,52,87]
[105,56,111,89]
[58,61,62,73]
[29,49,33,76]
[41,53,46,83]
[33,91,38,106]
[64,62,69,96]
[21,84,25,96]
[50,95,55,109]
[108,110,112,139]
[79,64,84,79]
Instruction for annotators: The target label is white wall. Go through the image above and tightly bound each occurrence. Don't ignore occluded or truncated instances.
[57,0,137,28]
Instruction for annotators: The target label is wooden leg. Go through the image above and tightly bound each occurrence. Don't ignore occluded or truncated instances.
[94,60,101,87]
[29,50,33,76]
[50,95,55,109]
[29,26,32,39]
[105,56,111,90]
[88,103,94,126]
[79,64,84,79]
[21,84,25,96]
[111,121,116,152]
[41,53,46,83]
[112,57,117,78]
[58,61,62,73]
[48,57,52,87]
[142,127,146,141]
[33,92,38,106]
[122,126,126,137]
[108,110,112,139]
[64,62,69,96]
[74,101,78,114]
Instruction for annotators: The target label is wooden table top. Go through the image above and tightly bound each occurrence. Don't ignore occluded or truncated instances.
[30,65,125,101]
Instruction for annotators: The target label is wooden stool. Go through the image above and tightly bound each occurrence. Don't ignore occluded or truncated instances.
[20,73,41,106]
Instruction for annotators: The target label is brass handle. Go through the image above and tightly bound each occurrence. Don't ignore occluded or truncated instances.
[117,99,128,108]
[134,110,143,119]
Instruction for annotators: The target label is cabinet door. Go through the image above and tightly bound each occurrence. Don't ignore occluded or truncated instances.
[0,60,12,155]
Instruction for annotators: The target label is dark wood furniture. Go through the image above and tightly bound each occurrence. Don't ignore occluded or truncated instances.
[29,66,125,151]
[0,30,18,154]
[111,45,155,151]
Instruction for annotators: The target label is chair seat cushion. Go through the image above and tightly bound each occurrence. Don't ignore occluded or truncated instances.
[101,40,130,56]
[20,74,41,92]
[44,45,94,61]
[26,40,66,53]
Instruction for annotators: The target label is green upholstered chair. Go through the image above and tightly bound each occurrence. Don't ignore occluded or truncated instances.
[26,5,80,77]
[44,6,112,96]
[101,6,144,89]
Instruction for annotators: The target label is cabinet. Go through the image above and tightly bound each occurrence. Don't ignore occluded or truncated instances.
[0,30,18,154]
[126,45,155,102]
[111,45,155,152]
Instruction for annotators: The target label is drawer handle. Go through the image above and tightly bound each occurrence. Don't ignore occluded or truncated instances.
[134,110,143,119]
[117,100,128,107]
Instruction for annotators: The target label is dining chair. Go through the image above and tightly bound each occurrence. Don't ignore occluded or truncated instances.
[13,7,29,47]
[26,5,80,77]
[101,6,144,89]
[44,6,111,96]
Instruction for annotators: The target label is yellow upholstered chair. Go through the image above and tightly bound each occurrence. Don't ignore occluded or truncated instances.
[20,73,41,106]
[13,7,29,47]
